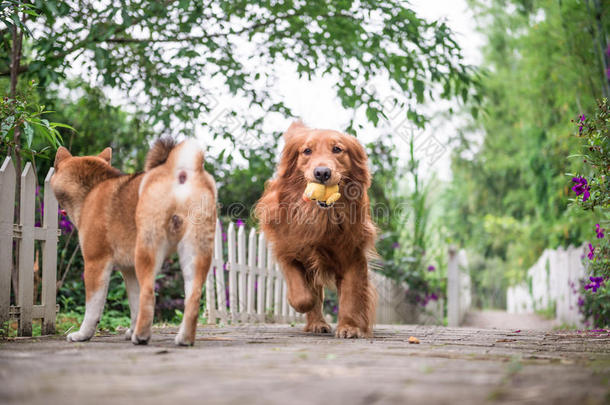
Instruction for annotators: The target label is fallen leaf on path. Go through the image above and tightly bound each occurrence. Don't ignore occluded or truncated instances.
[496,338,517,342]
[408,336,420,344]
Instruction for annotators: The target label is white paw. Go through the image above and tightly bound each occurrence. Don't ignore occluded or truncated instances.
[174,333,194,346]
[124,328,133,340]
[66,331,92,342]
[131,332,150,345]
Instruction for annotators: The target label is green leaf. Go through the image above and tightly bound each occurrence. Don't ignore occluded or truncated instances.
[23,122,34,148]
[365,106,380,126]
[50,122,77,132]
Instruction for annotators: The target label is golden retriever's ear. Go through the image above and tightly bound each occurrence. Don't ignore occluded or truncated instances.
[98,147,112,164]
[283,120,307,141]
[278,136,306,179]
[54,147,72,168]
[345,135,371,188]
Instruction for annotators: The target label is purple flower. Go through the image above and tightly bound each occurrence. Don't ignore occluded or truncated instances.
[587,243,595,260]
[392,242,400,249]
[584,276,604,293]
[595,224,605,239]
[577,296,584,307]
[222,232,227,242]
[571,177,590,201]
[58,208,74,234]
[606,44,610,57]
[578,114,586,134]
[236,219,245,228]
[427,265,435,272]
[59,219,74,234]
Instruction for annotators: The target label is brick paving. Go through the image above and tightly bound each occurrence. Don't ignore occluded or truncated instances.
[0,324,608,405]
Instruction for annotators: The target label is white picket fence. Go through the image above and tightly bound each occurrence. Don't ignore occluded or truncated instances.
[0,157,59,336]
[204,220,430,325]
[506,245,587,327]
[447,247,471,327]
[204,221,304,324]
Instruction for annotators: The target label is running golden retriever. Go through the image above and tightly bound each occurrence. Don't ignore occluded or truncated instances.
[256,121,377,338]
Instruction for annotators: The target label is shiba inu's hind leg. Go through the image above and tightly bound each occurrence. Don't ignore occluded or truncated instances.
[119,267,139,340]
[132,242,166,345]
[175,239,212,346]
[67,259,113,342]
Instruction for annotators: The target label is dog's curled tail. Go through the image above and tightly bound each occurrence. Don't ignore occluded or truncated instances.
[145,138,177,171]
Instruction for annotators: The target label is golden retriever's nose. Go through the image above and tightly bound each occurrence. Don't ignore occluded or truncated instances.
[313,166,332,183]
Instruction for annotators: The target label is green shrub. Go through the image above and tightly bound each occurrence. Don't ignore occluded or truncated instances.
[571,98,610,328]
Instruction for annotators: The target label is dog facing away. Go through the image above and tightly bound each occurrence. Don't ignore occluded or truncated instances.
[255,121,377,338]
[51,139,217,345]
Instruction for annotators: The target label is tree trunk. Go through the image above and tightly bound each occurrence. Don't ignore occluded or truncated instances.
[10,13,24,302]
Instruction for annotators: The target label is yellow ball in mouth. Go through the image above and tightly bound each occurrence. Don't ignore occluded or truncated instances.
[303,183,341,204]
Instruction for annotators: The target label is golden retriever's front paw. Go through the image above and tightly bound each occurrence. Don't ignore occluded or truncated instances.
[335,324,367,339]
[304,321,332,334]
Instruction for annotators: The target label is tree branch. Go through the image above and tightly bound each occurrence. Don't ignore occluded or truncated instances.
[0,63,28,76]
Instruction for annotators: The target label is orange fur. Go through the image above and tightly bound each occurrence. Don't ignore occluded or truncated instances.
[51,140,216,345]
[255,122,377,338]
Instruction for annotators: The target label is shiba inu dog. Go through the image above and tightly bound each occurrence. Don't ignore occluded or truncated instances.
[51,139,217,345]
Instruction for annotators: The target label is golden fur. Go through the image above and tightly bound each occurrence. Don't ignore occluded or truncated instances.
[255,121,377,338]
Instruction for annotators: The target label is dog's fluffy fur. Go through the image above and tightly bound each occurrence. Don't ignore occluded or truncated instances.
[255,121,377,338]
[51,139,216,345]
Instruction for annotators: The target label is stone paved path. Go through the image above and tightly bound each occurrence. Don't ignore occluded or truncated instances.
[0,324,608,405]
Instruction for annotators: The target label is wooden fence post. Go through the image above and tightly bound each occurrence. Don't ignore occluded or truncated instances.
[237,225,246,322]
[273,263,282,320]
[227,223,237,322]
[247,228,256,321]
[212,219,227,323]
[265,245,274,318]
[18,163,35,336]
[41,168,58,334]
[256,233,266,322]
[0,157,16,332]
[447,245,459,327]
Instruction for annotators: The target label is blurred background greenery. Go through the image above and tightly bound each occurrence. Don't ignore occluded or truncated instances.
[1,0,608,330]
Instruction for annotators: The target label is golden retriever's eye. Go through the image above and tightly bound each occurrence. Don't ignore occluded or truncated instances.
[303,148,312,155]
[332,146,343,154]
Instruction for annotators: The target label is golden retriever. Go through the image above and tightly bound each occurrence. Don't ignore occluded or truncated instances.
[255,121,377,338]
